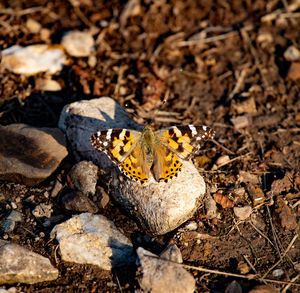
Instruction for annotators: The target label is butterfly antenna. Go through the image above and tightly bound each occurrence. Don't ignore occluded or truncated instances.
[152,89,170,124]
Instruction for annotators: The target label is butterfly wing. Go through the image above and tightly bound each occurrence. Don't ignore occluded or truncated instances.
[90,128,150,182]
[152,144,183,182]
[155,125,215,160]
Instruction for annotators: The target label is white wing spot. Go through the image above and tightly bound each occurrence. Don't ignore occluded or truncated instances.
[103,141,108,146]
[203,126,207,131]
[189,125,197,136]
[196,137,201,141]
[106,129,112,140]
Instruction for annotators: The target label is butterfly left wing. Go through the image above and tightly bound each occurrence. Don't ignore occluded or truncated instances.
[90,128,150,182]
[155,125,215,160]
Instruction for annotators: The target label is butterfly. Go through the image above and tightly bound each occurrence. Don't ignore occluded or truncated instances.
[90,125,215,183]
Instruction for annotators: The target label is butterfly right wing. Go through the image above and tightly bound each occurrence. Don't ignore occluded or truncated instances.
[90,128,149,182]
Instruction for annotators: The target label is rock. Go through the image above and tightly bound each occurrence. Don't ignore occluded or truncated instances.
[232,97,257,114]
[225,281,242,293]
[231,115,252,129]
[136,247,195,293]
[274,196,297,230]
[35,78,62,91]
[68,161,98,195]
[0,210,22,232]
[287,62,300,81]
[58,97,207,235]
[272,269,284,278]
[159,243,183,264]
[61,31,95,57]
[25,18,41,33]
[6,210,22,222]
[0,240,58,284]
[50,213,135,270]
[51,179,63,198]
[0,220,15,232]
[32,203,53,218]
[96,186,110,209]
[185,221,198,231]
[0,124,68,186]
[1,44,66,75]
[61,191,99,213]
[284,46,300,61]
[215,155,230,166]
[234,206,252,220]
[205,194,218,219]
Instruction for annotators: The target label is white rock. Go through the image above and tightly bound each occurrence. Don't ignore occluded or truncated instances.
[35,78,62,91]
[50,213,135,270]
[26,18,41,33]
[137,247,195,293]
[216,155,230,166]
[61,31,95,57]
[0,240,58,284]
[1,45,66,75]
[272,269,284,278]
[234,206,252,221]
[284,46,300,61]
[58,97,207,235]
[185,221,198,231]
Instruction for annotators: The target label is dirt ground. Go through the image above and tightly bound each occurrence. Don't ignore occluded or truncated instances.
[0,0,300,292]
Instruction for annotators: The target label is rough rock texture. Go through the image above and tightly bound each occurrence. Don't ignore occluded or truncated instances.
[0,240,58,284]
[59,97,206,235]
[68,161,98,195]
[0,124,68,186]
[50,213,135,270]
[137,247,195,293]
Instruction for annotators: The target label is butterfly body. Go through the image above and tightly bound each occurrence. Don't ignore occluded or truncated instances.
[90,125,215,183]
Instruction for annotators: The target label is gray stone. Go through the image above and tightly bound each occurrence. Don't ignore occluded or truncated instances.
[137,247,195,293]
[0,240,58,284]
[68,161,98,195]
[50,213,135,270]
[32,203,53,218]
[58,97,207,235]
[0,124,68,186]
[159,243,183,264]
[61,191,99,213]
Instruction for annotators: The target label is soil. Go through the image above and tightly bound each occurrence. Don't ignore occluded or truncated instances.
[0,1,300,292]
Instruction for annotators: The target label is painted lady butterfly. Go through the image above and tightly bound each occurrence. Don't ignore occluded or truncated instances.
[90,125,215,183]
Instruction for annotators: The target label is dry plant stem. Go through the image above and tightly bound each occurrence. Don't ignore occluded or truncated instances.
[262,234,299,279]
[145,255,300,287]
[211,138,235,155]
[282,274,300,293]
[216,152,252,169]
[249,220,275,250]
[243,254,258,275]
[176,24,253,47]
[0,6,45,15]
[226,68,248,102]
[266,205,282,257]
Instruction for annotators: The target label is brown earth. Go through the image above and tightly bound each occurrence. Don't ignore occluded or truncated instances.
[0,0,299,292]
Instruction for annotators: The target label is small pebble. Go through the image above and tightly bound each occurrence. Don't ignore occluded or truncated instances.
[26,18,41,33]
[284,46,300,61]
[272,269,284,278]
[61,31,95,57]
[185,221,198,231]
[234,206,252,221]
[215,155,230,166]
